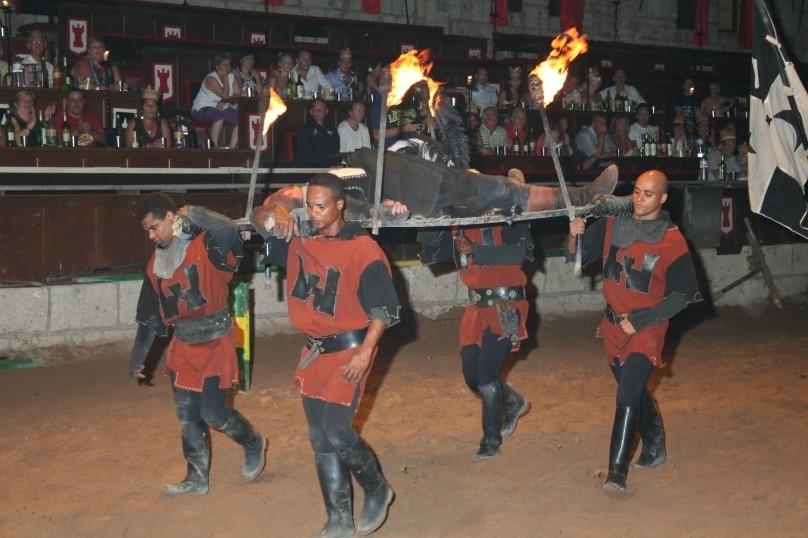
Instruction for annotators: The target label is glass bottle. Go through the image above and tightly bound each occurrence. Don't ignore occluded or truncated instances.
[286,72,295,100]
[61,111,71,147]
[38,110,47,146]
[718,155,727,181]
[63,57,72,90]
[296,74,305,100]
[6,117,15,147]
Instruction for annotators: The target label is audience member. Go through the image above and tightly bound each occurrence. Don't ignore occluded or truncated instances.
[0,42,9,83]
[20,31,53,87]
[675,77,698,126]
[700,82,729,118]
[326,48,355,100]
[292,49,332,96]
[561,74,582,108]
[236,53,264,96]
[538,116,573,157]
[9,90,55,146]
[338,101,371,153]
[628,103,659,148]
[498,67,526,121]
[470,67,498,115]
[695,115,716,149]
[736,142,749,180]
[574,112,615,169]
[473,106,507,155]
[296,98,339,166]
[465,111,480,135]
[582,67,605,110]
[191,52,240,149]
[370,78,420,148]
[671,114,691,156]
[126,86,171,148]
[271,52,295,99]
[505,107,530,148]
[708,127,742,180]
[600,68,645,109]
[71,36,123,90]
[610,114,635,156]
[55,89,104,147]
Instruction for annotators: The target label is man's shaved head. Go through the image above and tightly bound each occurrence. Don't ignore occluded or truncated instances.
[636,169,668,194]
[632,170,669,221]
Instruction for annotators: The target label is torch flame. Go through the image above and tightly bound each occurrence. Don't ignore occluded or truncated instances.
[529,28,589,106]
[262,87,287,134]
[387,49,442,115]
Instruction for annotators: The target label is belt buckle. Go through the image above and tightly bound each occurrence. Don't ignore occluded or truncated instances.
[469,290,482,305]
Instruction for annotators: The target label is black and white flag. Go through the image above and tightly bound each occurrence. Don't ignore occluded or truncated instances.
[748,0,808,239]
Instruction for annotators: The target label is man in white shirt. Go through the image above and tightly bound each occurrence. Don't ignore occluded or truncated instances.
[338,101,371,153]
[708,130,742,180]
[600,69,645,109]
[19,31,54,87]
[471,67,498,116]
[292,49,332,96]
[628,103,659,149]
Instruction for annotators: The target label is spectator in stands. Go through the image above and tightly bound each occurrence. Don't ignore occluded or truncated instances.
[700,82,729,118]
[72,36,123,90]
[55,89,103,147]
[470,67,498,116]
[126,86,171,148]
[326,48,355,100]
[708,127,742,180]
[505,107,530,148]
[538,116,574,157]
[338,101,371,153]
[671,113,692,156]
[628,103,659,149]
[675,77,698,127]
[296,98,339,166]
[361,61,384,103]
[465,111,480,135]
[498,66,526,122]
[370,77,420,149]
[9,90,55,146]
[582,66,604,111]
[20,31,53,87]
[600,68,645,109]
[574,112,615,169]
[610,114,635,156]
[695,115,716,150]
[191,52,241,149]
[292,49,332,97]
[561,73,582,109]
[473,106,507,155]
[271,52,295,99]
[0,42,8,84]
[736,142,749,180]
[235,53,264,97]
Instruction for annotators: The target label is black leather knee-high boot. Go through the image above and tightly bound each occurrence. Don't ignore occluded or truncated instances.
[603,406,639,492]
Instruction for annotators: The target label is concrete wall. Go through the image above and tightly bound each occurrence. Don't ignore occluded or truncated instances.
[1,243,806,352]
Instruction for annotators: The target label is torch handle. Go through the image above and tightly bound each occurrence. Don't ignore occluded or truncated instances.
[371,97,389,235]
[245,99,269,220]
[538,105,581,275]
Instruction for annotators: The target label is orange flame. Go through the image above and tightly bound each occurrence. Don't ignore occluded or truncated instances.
[262,87,287,134]
[529,28,589,106]
[387,49,442,115]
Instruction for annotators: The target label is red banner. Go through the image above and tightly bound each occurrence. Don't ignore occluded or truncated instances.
[693,0,709,46]
[560,0,586,32]
[491,0,508,26]
[737,0,753,48]
[361,0,380,13]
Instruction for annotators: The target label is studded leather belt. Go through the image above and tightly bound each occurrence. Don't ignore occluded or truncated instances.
[468,286,526,307]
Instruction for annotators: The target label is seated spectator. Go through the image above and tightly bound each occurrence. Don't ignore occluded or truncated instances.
[55,89,103,147]
[191,52,241,149]
[700,82,730,118]
[470,67,498,116]
[581,66,604,111]
[296,98,339,166]
[574,112,615,169]
[675,77,698,126]
[610,114,635,156]
[538,116,574,157]
[292,49,332,97]
[20,31,53,88]
[465,111,480,136]
[694,115,716,149]
[628,103,659,148]
[271,52,295,99]
[126,86,171,148]
[736,142,749,181]
[370,78,420,149]
[505,107,534,150]
[600,68,645,109]
[338,101,371,153]
[561,73,582,108]
[498,67,526,122]
[473,106,507,155]
[671,114,691,156]
[361,61,383,103]
[9,90,54,146]
[235,53,264,96]
[708,128,742,180]
[71,36,123,90]
[326,48,355,100]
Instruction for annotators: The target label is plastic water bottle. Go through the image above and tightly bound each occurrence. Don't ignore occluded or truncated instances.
[696,138,709,181]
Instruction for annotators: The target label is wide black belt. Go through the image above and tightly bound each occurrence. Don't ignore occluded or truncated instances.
[468,286,526,306]
[173,308,232,344]
[605,304,625,325]
[305,328,368,355]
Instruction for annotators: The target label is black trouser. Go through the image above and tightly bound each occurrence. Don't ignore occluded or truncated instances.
[609,352,654,408]
[171,375,232,430]
[460,329,513,392]
[303,392,361,454]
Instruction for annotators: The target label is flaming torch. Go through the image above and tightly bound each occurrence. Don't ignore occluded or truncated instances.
[245,87,287,220]
[371,50,442,234]
[529,28,589,274]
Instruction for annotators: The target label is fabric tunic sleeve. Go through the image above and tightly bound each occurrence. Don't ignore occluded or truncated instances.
[358,260,401,327]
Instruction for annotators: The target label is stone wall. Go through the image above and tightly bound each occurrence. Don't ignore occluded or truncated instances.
[2,243,806,352]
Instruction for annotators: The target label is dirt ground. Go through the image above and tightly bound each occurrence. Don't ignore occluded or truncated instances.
[2,304,808,538]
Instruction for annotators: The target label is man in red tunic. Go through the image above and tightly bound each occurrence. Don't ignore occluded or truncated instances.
[454,222,532,461]
[568,170,701,492]
[129,193,266,495]
[256,174,400,538]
